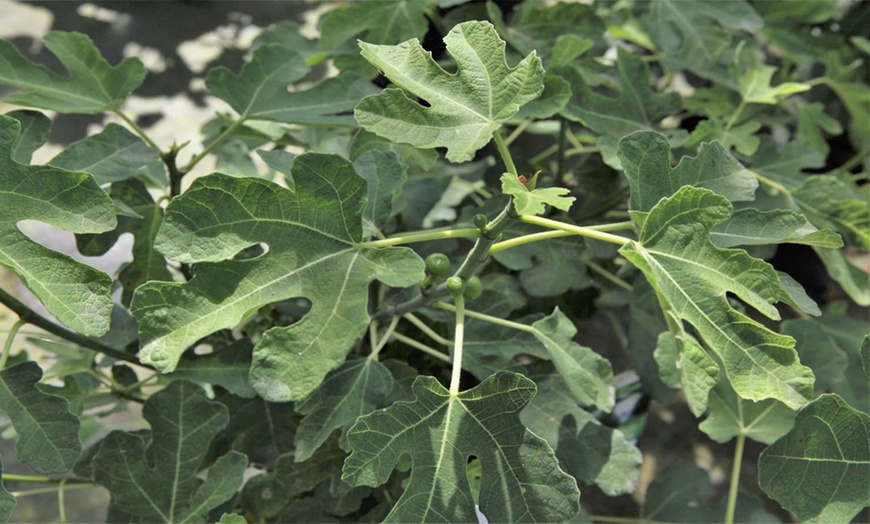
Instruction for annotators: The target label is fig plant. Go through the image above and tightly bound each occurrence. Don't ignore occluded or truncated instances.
[0,1,868,523]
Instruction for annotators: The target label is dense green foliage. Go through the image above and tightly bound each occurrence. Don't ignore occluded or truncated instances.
[0,1,868,522]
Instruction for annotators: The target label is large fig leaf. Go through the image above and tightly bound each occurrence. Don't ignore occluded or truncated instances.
[92,381,246,524]
[355,21,544,162]
[619,186,814,409]
[342,372,580,523]
[131,153,424,401]
[759,394,870,523]
[0,114,115,335]
[0,31,145,113]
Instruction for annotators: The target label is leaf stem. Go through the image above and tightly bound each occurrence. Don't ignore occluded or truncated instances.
[0,287,150,368]
[1,474,90,484]
[183,116,247,173]
[724,432,747,524]
[748,169,791,196]
[370,316,400,360]
[520,215,630,246]
[505,120,530,146]
[725,99,748,132]
[0,317,26,371]
[585,258,633,291]
[358,228,480,249]
[449,293,465,395]
[113,110,160,151]
[391,332,451,363]
[402,313,452,346]
[490,221,635,254]
[58,479,67,524]
[11,483,94,498]
[435,301,534,333]
[493,129,518,177]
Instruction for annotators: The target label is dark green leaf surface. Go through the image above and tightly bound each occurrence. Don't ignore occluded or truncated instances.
[0,455,15,522]
[132,153,424,401]
[759,394,870,523]
[0,31,145,113]
[710,208,843,248]
[0,362,81,474]
[294,357,393,462]
[168,339,257,399]
[206,44,374,126]
[620,186,814,409]
[0,115,115,335]
[6,109,50,164]
[93,381,246,524]
[618,131,758,212]
[354,149,406,236]
[318,0,435,50]
[48,123,159,185]
[521,374,641,496]
[355,21,544,162]
[343,372,580,523]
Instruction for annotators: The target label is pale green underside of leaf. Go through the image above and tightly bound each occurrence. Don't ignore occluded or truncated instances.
[0,362,82,474]
[759,394,870,523]
[0,31,145,113]
[93,381,246,524]
[654,330,718,416]
[619,186,814,409]
[737,60,810,104]
[48,123,159,185]
[131,153,423,402]
[343,372,580,523]
[0,114,115,336]
[355,21,544,162]
[710,208,843,249]
[501,173,574,216]
[206,44,375,126]
[699,378,795,445]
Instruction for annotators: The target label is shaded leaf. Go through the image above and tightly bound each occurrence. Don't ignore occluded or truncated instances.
[792,176,870,249]
[349,129,438,171]
[814,247,870,306]
[0,114,115,335]
[628,280,676,402]
[354,149,407,236]
[734,54,810,104]
[294,357,393,462]
[530,308,614,411]
[0,455,16,522]
[654,330,718,416]
[207,394,296,468]
[206,45,374,126]
[0,361,81,474]
[618,131,757,212]
[93,381,246,524]
[687,119,761,156]
[355,21,544,162]
[131,153,424,401]
[777,272,821,317]
[619,186,815,409]
[319,0,435,51]
[168,339,257,399]
[501,172,574,216]
[48,124,160,185]
[521,373,641,496]
[5,109,49,164]
[759,394,870,523]
[561,49,682,138]
[343,372,580,523]
[0,31,145,113]
[699,378,795,444]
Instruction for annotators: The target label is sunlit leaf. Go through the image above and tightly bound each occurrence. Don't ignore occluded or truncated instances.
[0,31,145,113]
[5,109,49,164]
[710,208,843,249]
[501,172,574,216]
[132,153,424,401]
[0,114,115,335]
[343,372,580,523]
[734,54,810,104]
[0,361,81,474]
[93,381,247,524]
[759,394,870,523]
[619,186,815,409]
[355,21,544,162]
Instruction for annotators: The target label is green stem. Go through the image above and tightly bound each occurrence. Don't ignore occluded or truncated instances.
[11,484,95,498]
[403,313,452,346]
[391,333,451,363]
[0,318,25,371]
[505,120,530,146]
[585,259,633,291]
[449,293,465,395]
[358,228,480,249]
[0,287,150,367]
[530,143,559,164]
[565,146,601,158]
[436,301,534,333]
[490,221,635,254]
[748,169,791,195]
[369,316,400,360]
[1,474,89,484]
[725,99,748,132]
[520,215,630,246]
[183,117,247,173]
[493,129,518,177]
[839,144,870,173]
[724,432,747,524]
[113,110,160,151]
[58,479,67,524]
[556,118,567,182]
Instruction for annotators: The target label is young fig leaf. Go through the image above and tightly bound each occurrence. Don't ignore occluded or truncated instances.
[501,173,574,216]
